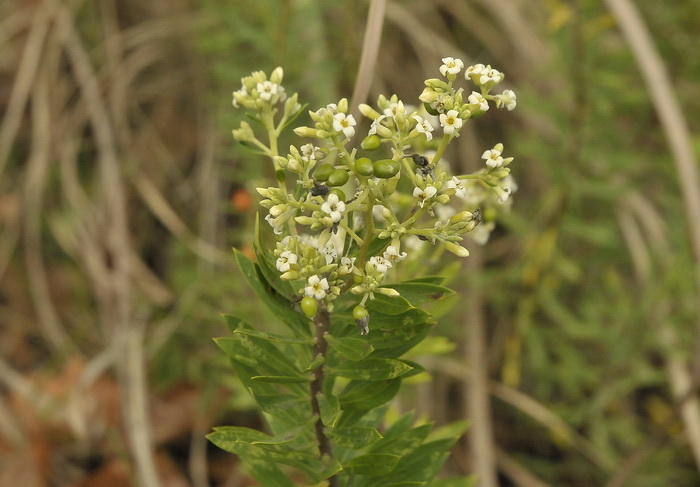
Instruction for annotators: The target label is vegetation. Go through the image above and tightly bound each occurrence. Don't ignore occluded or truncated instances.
[0,0,699,486]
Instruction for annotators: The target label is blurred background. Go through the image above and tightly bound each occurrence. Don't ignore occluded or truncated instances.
[1,0,699,486]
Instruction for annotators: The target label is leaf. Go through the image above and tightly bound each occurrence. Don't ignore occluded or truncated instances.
[243,459,296,487]
[366,293,414,315]
[342,453,401,475]
[234,249,311,338]
[251,375,313,383]
[215,335,305,381]
[386,282,455,306]
[368,423,432,458]
[338,378,402,410]
[369,308,434,329]
[232,326,315,345]
[250,418,315,446]
[318,392,340,427]
[402,276,445,285]
[328,358,413,380]
[326,335,374,361]
[365,323,434,357]
[326,426,383,449]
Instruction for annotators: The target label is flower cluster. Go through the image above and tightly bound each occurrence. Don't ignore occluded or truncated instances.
[232,59,517,332]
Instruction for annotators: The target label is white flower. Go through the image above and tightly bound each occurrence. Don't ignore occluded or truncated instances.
[412,114,434,141]
[465,63,486,80]
[264,213,283,234]
[321,193,346,223]
[479,68,504,86]
[319,242,337,265]
[495,175,517,204]
[446,176,467,198]
[333,113,357,138]
[482,147,504,168]
[304,275,329,300]
[439,110,463,135]
[368,256,392,274]
[383,100,405,118]
[496,89,517,111]
[256,80,279,101]
[276,250,297,272]
[468,91,489,112]
[300,143,319,162]
[413,185,438,207]
[338,256,356,275]
[439,57,464,76]
[383,246,407,264]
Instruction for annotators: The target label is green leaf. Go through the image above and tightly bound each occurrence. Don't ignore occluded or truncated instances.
[243,459,296,487]
[426,420,469,442]
[328,358,413,380]
[250,418,315,446]
[318,392,340,427]
[402,276,445,285]
[366,293,414,315]
[234,249,311,338]
[370,308,434,329]
[343,453,401,475]
[326,426,382,449]
[215,335,305,381]
[368,423,432,458]
[232,326,315,345]
[326,335,374,361]
[251,375,313,383]
[365,323,434,356]
[387,282,455,306]
[338,378,402,410]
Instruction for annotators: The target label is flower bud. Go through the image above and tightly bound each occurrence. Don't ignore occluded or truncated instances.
[338,98,349,114]
[294,126,320,138]
[376,287,400,297]
[358,104,382,120]
[361,135,381,151]
[270,66,284,84]
[443,240,470,257]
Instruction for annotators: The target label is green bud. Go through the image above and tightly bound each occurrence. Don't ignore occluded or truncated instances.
[354,157,374,176]
[270,66,284,84]
[294,126,320,138]
[314,163,334,182]
[376,287,400,297]
[358,104,382,120]
[352,305,369,320]
[373,159,401,179]
[327,168,349,187]
[330,188,346,201]
[338,98,349,114]
[301,296,318,319]
[436,194,450,205]
[443,240,470,257]
[361,135,381,151]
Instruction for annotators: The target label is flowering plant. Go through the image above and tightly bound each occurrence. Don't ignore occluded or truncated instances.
[209,58,517,486]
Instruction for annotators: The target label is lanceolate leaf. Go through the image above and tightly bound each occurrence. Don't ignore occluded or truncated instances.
[338,378,402,410]
[328,358,413,381]
[326,334,374,361]
[231,324,315,345]
[326,426,382,449]
[386,282,455,306]
[342,453,401,475]
[366,293,414,315]
[234,249,310,338]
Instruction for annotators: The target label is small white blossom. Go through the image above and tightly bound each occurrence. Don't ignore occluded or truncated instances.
[338,256,356,275]
[413,185,438,207]
[496,89,517,111]
[232,85,247,108]
[482,147,504,168]
[368,115,386,136]
[333,113,357,138]
[319,242,337,265]
[305,275,329,300]
[468,91,489,112]
[439,110,463,135]
[369,256,392,274]
[383,246,407,264]
[479,68,504,86]
[439,57,464,76]
[446,176,467,198]
[264,213,283,234]
[276,250,297,272]
[321,193,346,223]
[412,114,434,141]
[300,143,319,162]
[383,100,405,119]
[256,80,279,101]
[465,63,486,80]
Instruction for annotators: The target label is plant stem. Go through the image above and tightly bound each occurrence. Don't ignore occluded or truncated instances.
[310,304,337,486]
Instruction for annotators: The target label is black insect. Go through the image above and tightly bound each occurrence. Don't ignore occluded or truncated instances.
[310,182,330,196]
[411,153,434,180]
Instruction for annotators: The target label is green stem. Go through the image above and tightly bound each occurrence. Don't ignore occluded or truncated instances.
[430,133,451,167]
[356,192,376,267]
[340,221,364,246]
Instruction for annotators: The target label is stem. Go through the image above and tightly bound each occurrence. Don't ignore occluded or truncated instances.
[429,133,451,167]
[310,304,337,486]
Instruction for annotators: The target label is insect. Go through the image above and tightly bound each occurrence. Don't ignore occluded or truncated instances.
[310,182,330,196]
[411,153,434,180]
